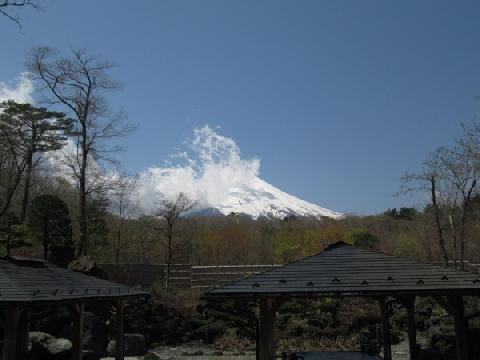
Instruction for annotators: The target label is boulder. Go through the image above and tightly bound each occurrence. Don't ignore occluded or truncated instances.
[68,256,107,278]
[144,352,161,360]
[29,331,54,353]
[107,333,146,356]
[29,331,72,360]
[45,338,72,357]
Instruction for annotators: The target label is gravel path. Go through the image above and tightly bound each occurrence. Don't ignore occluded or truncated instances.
[102,336,419,360]
[149,345,255,360]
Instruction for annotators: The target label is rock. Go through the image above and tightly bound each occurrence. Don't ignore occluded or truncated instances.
[68,256,107,278]
[188,350,204,356]
[30,331,54,344]
[107,333,146,356]
[68,255,96,273]
[30,331,54,353]
[29,331,72,360]
[45,337,72,356]
[144,352,161,360]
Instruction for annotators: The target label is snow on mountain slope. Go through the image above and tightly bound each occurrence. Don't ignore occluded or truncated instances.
[136,125,343,219]
[210,177,343,219]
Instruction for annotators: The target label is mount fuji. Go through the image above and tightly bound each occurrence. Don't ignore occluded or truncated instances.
[190,177,343,219]
[136,126,343,220]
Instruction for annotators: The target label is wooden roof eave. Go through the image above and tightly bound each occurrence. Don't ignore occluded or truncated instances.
[207,287,480,300]
[0,290,149,307]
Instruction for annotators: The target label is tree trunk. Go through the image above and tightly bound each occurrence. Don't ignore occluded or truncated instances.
[78,126,88,256]
[6,233,11,256]
[0,166,24,220]
[166,224,173,290]
[459,180,476,271]
[431,177,449,266]
[43,221,49,260]
[78,171,87,256]
[114,222,121,277]
[20,152,33,223]
[449,214,458,268]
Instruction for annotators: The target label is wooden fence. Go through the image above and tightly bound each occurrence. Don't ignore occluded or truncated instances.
[98,263,278,289]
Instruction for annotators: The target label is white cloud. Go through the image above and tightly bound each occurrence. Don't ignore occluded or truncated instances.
[0,73,34,104]
[137,125,261,210]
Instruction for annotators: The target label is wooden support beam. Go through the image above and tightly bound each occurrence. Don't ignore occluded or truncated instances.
[405,297,417,360]
[16,309,30,360]
[259,298,276,360]
[449,296,469,360]
[255,318,260,360]
[2,307,21,360]
[378,298,392,360]
[72,303,85,360]
[116,299,125,360]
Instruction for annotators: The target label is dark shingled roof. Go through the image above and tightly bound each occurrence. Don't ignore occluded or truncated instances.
[0,256,148,305]
[207,242,480,298]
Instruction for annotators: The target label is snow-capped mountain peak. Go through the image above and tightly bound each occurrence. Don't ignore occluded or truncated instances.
[136,125,342,219]
[205,176,343,219]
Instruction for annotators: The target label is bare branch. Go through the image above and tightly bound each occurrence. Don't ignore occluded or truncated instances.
[0,0,43,27]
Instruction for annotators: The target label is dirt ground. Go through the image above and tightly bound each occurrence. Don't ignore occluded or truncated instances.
[102,335,414,360]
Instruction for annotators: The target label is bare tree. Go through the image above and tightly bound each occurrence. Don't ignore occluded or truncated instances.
[27,47,135,256]
[154,192,196,289]
[109,176,138,276]
[436,124,480,270]
[0,0,42,26]
[401,122,480,269]
[400,150,450,266]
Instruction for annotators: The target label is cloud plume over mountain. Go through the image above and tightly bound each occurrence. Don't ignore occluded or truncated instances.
[137,126,342,219]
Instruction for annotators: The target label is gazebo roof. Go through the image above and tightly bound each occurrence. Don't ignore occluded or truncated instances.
[0,256,148,305]
[207,241,480,298]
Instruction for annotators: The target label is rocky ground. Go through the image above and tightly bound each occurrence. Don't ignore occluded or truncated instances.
[100,335,417,360]
[148,344,255,360]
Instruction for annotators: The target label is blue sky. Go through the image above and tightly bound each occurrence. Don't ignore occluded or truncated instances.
[1,0,479,215]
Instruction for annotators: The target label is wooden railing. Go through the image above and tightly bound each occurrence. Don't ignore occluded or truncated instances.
[98,263,279,289]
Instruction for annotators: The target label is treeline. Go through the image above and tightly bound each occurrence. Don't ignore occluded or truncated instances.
[90,203,480,268]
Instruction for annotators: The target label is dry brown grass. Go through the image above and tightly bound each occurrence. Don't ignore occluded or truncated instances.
[277,334,360,353]
[214,328,255,351]
[151,283,203,312]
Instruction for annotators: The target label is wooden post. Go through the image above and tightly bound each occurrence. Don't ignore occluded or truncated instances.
[379,298,392,360]
[72,303,85,360]
[255,318,260,360]
[449,295,469,360]
[116,299,125,360]
[2,307,21,360]
[259,298,276,360]
[405,297,417,360]
[16,309,30,360]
